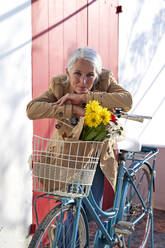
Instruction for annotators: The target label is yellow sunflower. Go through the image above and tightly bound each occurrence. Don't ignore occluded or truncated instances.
[100,107,111,125]
[84,112,101,127]
[85,100,102,115]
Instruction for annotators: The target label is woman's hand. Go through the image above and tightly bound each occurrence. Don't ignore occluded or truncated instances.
[53,93,86,106]
[52,93,86,117]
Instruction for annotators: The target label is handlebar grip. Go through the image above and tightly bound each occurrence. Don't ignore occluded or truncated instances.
[119,113,152,123]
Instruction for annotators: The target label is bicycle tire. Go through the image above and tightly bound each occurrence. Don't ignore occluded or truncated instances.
[121,163,153,248]
[28,202,89,248]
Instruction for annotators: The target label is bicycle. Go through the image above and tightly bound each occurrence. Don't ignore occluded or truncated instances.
[28,111,159,248]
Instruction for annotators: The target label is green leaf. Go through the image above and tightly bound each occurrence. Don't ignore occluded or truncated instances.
[94,130,109,141]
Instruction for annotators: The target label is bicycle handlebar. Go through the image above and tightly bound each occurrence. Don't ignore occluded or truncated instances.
[115,109,152,123]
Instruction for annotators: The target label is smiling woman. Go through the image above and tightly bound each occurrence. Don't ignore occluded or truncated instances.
[66,48,101,95]
[26,46,133,220]
[67,59,97,94]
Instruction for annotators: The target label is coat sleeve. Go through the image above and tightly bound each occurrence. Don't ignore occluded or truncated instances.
[86,70,133,112]
[26,76,72,120]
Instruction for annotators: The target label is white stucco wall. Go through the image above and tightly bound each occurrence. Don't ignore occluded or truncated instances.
[119,0,165,210]
[0,1,32,247]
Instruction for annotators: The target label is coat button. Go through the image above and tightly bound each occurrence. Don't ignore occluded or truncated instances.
[58,112,63,117]
[55,124,61,129]
[69,116,79,126]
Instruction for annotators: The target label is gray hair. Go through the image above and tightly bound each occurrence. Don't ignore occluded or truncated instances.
[67,47,102,75]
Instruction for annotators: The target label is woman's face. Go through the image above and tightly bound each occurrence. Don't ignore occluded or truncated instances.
[66,59,98,94]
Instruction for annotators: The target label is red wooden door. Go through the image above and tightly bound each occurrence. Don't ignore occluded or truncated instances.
[87,0,119,210]
[31,0,118,227]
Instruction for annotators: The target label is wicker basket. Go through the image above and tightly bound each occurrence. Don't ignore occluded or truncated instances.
[32,135,103,198]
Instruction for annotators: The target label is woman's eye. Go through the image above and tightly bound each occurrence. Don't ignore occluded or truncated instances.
[74,72,81,76]
[87,73,94,78]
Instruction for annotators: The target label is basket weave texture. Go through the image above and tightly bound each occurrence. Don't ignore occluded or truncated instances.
[32,135,103,197]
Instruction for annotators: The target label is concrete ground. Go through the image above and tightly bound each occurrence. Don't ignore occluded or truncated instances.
[89,208,165,247]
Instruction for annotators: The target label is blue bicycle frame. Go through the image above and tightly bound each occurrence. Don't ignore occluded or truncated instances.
[33,146,158,248]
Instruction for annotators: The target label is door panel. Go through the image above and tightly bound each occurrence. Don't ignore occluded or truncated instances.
[31,0,50,137]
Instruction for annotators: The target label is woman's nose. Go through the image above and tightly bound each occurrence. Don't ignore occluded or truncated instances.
[81,75,87,84]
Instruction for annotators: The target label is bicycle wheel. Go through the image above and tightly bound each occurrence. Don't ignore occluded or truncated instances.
[28,202,89,248]
[121,163,153,248]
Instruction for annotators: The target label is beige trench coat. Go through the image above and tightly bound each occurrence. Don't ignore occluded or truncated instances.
[26,69,133,191]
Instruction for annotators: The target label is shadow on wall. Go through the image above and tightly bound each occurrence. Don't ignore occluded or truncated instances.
[119,2,165,144]
[0,108,32,230]
[120,7,165,96]
[139,97,165,138]
[0,0,97,60]
[131,9,165,97]
[0,0,33,233]
[119,4,165,110]
[0,0,38,22]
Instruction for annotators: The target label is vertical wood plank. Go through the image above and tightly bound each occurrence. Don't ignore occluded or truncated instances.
[48,0,64,137]
[63,0,88,65]
[63,0,77,64]
[88,0,119,79]
[49,0,64,76]
[88,0,119,210]
[31,0,50,137]
[76,0,88,48]
[31,0,50,230]
[87,0,100,51]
